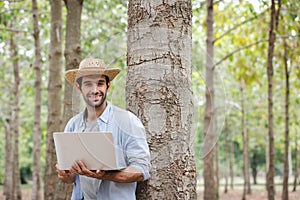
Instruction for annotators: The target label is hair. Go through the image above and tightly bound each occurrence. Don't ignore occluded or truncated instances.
[76,76,110,90]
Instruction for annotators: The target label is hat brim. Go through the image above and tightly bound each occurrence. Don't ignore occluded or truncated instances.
[65,68,121,85]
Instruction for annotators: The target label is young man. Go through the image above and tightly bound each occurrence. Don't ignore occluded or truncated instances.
[55,58,151,199]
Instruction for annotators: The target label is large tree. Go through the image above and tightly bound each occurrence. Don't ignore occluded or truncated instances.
[126,0,197,199]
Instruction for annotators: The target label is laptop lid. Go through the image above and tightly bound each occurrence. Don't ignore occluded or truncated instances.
[53,132,121,170]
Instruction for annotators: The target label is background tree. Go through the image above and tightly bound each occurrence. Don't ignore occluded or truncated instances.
[203,0,216,199]
[3,16,22,200]
[266,0,281,199]
[56,0,83,199]
[44,0,63,199]
[282,39,290,200]
[31,0,43,199]
[126,0,197,199]
[240,82,251,200]
[293,113,299,192]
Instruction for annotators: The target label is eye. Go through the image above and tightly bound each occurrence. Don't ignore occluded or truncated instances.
[97,81,105,87]
[84,82,93,87]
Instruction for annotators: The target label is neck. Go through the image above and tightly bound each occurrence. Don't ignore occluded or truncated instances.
[86,101,107,122]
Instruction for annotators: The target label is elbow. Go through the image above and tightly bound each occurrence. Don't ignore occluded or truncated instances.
[116,171,144,183]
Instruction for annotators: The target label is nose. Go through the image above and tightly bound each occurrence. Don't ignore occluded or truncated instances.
[91,83,101,94]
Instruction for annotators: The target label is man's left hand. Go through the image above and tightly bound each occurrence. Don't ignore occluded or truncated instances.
[70,161,107,180]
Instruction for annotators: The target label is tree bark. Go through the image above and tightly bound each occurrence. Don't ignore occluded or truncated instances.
[32,0,43,199]
[240,83,251,200]
[4,27,22,200]
[215,142,219,199]
[63,0,83,125]
[127,1,196,199]
[203,0,216,199]
[293,114,298,192]
[266,0,281,199]
[3,104,13,199]
[12,40,22,200]
[44,0,63,199]
[230,138,234,189]
[56,0,83,198]
[282,39,290,200]
[224,120,229,193]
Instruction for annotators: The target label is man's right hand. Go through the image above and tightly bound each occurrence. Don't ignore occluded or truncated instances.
[55,163,76,184]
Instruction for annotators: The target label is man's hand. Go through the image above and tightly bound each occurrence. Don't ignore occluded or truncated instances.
[70,160,144,183]
[70,161,107,179]
[55,163,76,184]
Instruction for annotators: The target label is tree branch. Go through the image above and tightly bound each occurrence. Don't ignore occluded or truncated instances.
[214,34,300,68]
[0,27,28,33]
[214,9,269,43]
[214,39,268,67]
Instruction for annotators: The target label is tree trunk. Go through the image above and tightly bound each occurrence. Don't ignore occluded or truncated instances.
[246,127,251,194]
[240,83,251,200]
[224,120,229,193]
[32,0,43,199]
[230,138,234,189]
[266,0,281,199]
[215,142,219,199]
[12,27,22,200]
[282,40,290,200]
[127,1,196,199]
[44,0,63,199]
[3,105,12,199]
[7,29,22,200]
[203,0,216,199]
[293,114,298,192]
[63,0,83,125]
[56,0,83,198]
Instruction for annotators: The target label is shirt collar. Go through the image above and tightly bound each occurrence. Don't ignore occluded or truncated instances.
[99,101,111,124]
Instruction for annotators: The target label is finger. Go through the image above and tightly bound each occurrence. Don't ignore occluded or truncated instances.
[55,163,60,171]
[69,167,77,174]
[72,162,83,174]
[96,170,105,176]
[78,161,89,173]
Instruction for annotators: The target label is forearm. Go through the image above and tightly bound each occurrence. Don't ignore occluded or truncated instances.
[102,166,144,183]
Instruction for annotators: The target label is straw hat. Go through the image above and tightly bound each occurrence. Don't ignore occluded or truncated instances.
[65,58,121,85]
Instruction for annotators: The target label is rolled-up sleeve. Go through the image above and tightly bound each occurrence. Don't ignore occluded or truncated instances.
[124,115,151,180]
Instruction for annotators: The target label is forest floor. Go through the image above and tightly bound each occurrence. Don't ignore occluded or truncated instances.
[1,187,300,200]
[197,176,300,200]
[197,188,300,200]
[0,179,300,200]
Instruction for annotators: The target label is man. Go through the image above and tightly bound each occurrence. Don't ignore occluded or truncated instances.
[56,58,151,199]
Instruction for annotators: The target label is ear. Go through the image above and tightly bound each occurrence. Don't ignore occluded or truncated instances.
[107,82,110,91]
[74,82,82,94]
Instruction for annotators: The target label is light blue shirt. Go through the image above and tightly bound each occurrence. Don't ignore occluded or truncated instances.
[65,102,151,200]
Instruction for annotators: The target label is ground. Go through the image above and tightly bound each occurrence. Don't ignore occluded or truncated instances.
[198,189,300,200]
[197,176,300,200]
[1,183,300,199]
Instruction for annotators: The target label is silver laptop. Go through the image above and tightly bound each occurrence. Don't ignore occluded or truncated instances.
[53,132,123,170]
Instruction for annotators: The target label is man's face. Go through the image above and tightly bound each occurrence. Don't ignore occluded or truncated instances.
[79,75,109,109]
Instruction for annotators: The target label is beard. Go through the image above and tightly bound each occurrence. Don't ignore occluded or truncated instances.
[83,91,107,109]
